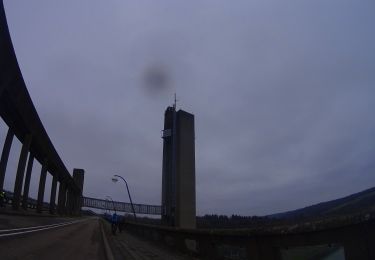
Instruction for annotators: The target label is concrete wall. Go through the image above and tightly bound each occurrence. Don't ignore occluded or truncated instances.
[124,217,375,260]
[161,106,196,229]
[176,110,196,229]
[161,107,175,225]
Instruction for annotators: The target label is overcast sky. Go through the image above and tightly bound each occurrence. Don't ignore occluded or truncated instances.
[1,1,375,216]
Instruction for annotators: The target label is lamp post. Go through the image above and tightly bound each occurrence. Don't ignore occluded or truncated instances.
[112,174,137,221]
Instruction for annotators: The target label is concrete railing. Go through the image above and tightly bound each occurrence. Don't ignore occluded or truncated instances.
[122,215,375,260]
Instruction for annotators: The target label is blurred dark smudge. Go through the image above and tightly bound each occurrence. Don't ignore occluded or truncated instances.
[142,64,171,94]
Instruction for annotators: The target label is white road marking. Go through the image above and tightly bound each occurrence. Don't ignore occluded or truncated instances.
[0,221,75,233]
[0,219,88,238]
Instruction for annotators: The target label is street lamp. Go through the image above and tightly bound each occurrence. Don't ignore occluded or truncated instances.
[112,174,137,221]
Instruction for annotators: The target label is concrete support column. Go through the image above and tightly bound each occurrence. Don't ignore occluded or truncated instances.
[75,194,80,215]
[66,188,78,216]
[57,181,66,215]
[67,188,76,216]
[12,134,32,210]
[49,174,58,214]
[36,160,48,213]
[66,187,72,215]
[72,168,84,215]
[71,193,77,215]
[22,153,34,209]
[71,192,77,215]
[0,128,14,191]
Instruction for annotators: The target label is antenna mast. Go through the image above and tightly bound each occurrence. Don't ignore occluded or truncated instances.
[173,93,177,109]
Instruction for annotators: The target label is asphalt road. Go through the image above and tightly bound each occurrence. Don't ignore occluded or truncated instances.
[0,211,75,229]
[107,227,196,260]
[0,217,106,260]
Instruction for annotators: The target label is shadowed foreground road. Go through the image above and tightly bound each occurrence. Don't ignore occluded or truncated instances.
[0,217,106,260]
[109,229,197,260]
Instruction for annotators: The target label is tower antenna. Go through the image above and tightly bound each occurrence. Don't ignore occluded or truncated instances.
[173,93,178,109]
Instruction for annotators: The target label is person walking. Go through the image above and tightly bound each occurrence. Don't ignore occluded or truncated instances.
[111,213,118,235]
[0,191,5,207]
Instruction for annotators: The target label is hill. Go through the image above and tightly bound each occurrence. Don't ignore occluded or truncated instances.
[269,186,375,220]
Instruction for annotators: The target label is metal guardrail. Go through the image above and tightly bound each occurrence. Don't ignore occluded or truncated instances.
[82,197,162,215]
[1,190,50,210]
[1,190,162,215]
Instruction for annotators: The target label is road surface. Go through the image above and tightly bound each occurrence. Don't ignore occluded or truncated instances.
[0,213,197,260]
[0,217,106,260]
[108,228,197,260]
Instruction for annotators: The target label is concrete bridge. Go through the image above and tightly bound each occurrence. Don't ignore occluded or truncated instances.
[82,197,163,215]
[0,1,83,217]
[1,1,375,259]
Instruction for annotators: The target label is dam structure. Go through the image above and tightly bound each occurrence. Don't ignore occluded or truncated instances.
[161,103,196,229]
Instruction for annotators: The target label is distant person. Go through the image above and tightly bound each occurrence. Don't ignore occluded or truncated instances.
[0,191,5,207]
[111,213,118,235]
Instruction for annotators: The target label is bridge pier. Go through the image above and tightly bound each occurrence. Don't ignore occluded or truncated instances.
[49,174,58,214]
[72,168,84,215]
[0,128,14,191]
[66,192,81,216]
[22,153,34,209]
[12,134,32,210]
[73,193,79,215]
[66,187,74,215]
[64,169,84,216]
[36,160,48,213]
[57,181,67,215]
[71,192,79,215]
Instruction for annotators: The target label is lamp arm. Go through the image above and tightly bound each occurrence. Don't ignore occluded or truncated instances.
[113,174,137,221]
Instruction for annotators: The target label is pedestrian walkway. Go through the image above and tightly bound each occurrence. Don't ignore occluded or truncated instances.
[108,230,198,260]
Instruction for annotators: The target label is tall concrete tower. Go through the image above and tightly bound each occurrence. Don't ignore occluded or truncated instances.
[161,105,196,229]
